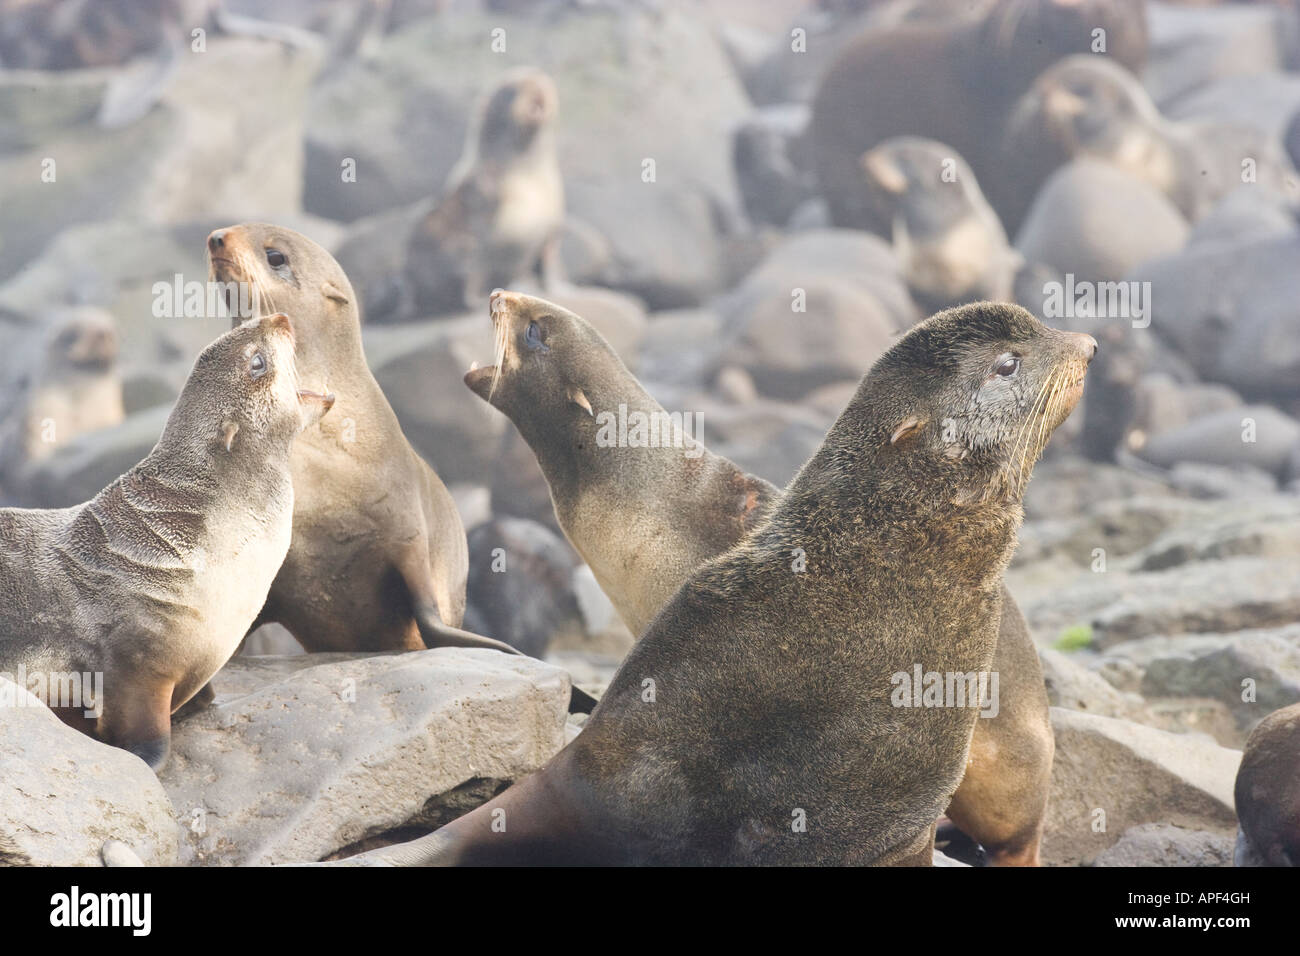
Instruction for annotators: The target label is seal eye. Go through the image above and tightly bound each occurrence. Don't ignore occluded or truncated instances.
[994,356,1020,378]
[249,351,268,379]
[265,248,287,269]
[524,320,547,352]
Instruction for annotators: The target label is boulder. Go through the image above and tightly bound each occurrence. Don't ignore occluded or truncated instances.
[161,650,570,866]
[1015,160,1189,285]
[0,677,178,866]
[1043,707,1240,866]
[1090,823,1234,867]
[0,37,321,284]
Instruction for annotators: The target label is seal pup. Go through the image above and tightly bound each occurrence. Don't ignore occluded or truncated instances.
[340,69,564,323]
[1234,701,1300,866]
[0,313,333,770]
[856,137,1021,313]
[344,301,1094,865]
[807,0,1149,233]
[0,307,124,497]
[205,223,597,711]
[466,290,1055,865]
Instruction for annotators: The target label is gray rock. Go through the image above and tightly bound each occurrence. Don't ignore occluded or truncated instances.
[0,677,178,866]
[464,517,584,658]
[305,9,750,307]
[363,316,504,485]
[1039,648,1147,721]
[1136,405,1300,479]
[1015,160,1190,284]
[1043,707,1240,866]
[1166,462,1279,499]
[1090,557,1300,647]
[1141,634,1300,727]
[716,230,915,400]
[0,37,321,284]
[10,405,168,509]
[1091,823,1234,867]
[162,650,570,866]
[1131,495,1300,570]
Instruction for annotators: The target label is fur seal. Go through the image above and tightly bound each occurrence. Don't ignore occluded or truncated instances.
[856,136,1020,313]
[1234,701,1300,866]
[205,223,596,710]
[808,0,1148,233]
[0,307,124,498]
[1000,55,1297,231]
[466,291,1056,865]
[0,313,333,769]
[340,69,564,323]
[342,300,1094,865]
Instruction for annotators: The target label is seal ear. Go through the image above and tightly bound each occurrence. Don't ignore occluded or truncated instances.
[567,386,594,417]
[889,416,925,445]
[322,281,349,306]
[220,420,240,453]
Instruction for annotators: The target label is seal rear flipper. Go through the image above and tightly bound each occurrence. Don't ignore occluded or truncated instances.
[172,680,215,721]
[415,610,598,715]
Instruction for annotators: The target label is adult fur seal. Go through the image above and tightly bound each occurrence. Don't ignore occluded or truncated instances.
[0,313,332,770]
[343,301,1094,865]
[205,223,596,711]
[1234,701,1300,866]
[808,0,1148,233]
[466,291,1054,865]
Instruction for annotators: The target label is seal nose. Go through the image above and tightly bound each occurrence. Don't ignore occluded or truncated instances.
[208,229,227,253]
[489,288,515,315]
[1073,332,1099,363]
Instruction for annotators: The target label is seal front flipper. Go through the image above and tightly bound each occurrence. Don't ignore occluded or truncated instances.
[100,680,174,772]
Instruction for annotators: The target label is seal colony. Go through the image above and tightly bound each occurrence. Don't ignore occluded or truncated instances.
[0,313,333,770]
[465,291,1056,866]
[342,301,1095,865]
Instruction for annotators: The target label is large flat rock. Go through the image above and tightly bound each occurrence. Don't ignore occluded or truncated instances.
[162,649,570,866]
[0,677,178,866]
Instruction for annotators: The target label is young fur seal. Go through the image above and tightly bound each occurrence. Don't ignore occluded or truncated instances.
[466,291,1055,865]
[0,313,333,770]
[343,301,1094,865]
[205,224,596,711]
[338,69,564,323]
[808,0,1148,233]
[856,137,1020,313]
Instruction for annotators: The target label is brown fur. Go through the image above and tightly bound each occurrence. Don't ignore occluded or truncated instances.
[1234,702,1300,866]
[808,0,1148,233]
[207,223,473,654]
[0,314,327,770]
[467,291,1054,865]
[344,301,1094,865]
